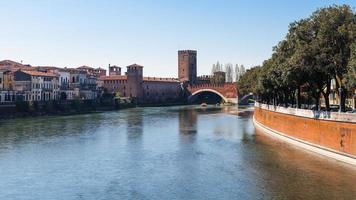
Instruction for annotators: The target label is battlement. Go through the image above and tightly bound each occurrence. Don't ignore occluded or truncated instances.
[178,50,197,54]
[197,75,212,80]
[143,77,179,82]
[127,63,143,68]
[188,82,236,89]
[109,64,121,76]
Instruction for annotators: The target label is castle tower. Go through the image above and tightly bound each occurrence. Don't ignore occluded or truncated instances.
[126,64,143,102]
[178,50,197,84]
[109,64,121,76]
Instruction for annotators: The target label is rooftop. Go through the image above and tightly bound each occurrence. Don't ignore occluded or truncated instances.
[21,70,58,77]
[77,65,94,70]
[0,60,27,66]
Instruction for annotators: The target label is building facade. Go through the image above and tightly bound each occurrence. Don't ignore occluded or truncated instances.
[13,70,60,101]
[0,60,100,103]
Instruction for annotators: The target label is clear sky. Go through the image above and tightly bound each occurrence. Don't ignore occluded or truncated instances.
[0,0,354,77]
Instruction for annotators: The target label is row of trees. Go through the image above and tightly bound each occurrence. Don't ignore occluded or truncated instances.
[239,5,355,112]
[211,61,246,82]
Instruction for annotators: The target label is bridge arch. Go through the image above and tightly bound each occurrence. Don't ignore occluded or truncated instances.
[188,89,228,104]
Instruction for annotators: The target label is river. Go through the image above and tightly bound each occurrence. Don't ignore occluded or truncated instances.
[0,105,355,199]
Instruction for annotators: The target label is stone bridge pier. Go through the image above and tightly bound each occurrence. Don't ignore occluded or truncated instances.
[187,83,238,104]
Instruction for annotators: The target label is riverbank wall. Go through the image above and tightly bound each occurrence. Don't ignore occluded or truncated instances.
[0,99,135,120]
[253,102,356,165]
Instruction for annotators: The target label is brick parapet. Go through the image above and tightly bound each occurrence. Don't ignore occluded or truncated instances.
[187,83,238,99]
[254,103,356,158]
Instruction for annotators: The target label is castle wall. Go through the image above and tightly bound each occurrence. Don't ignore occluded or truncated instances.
[142,80,181,103]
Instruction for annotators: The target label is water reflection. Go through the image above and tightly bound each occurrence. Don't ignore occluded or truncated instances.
[0,106,355,200]
[249,129,356,199]
[126,108,144,140]
[178,108,197,135]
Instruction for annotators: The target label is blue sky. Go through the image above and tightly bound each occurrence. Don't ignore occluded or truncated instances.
[0,0,354,77]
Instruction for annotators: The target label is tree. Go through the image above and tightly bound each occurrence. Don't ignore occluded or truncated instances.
[310,5,355,111]
[254,5,355,111]
[235,64,240,81]
[239,65,246,76]
[238,66,261,96]
[225,63,234,82]
[345,42,356,90]
[211,64,217,75]
[211,61,223,74]
[210,61,225,84]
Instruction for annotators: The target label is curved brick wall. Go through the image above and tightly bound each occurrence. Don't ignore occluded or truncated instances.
[254,104,356,157]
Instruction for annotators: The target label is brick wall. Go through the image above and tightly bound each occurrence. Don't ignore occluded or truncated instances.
[254,105,356,157]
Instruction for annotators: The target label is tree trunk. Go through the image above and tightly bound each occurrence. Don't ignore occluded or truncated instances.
[339,87,346,112]
[324,78,331,111]
[322,92,330,111]
[315,91,321,111]
[296,87,301,109]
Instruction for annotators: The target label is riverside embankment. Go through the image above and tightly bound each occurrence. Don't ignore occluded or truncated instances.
[254,102,356,165]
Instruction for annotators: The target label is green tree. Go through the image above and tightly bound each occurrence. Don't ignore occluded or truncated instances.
[255,4,355,111]
[345,42,356,90]
[238,66,261,97]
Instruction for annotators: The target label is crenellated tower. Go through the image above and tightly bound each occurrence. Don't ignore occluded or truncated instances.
[126,64,143,102]
[178,50,197,84]
[109,64,121,76]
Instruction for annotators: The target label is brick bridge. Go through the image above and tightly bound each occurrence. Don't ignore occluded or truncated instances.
[187,83,238,104]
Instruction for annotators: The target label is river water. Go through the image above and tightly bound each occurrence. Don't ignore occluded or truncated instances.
[0,106,355,200]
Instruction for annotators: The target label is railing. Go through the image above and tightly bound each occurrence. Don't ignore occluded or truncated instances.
[255,102,356,123]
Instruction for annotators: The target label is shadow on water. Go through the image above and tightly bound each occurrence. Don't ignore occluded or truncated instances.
[238,127,356,200]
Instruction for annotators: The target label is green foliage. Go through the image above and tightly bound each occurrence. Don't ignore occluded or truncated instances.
[252,4,355,111]
[238,66,261,96]
[345,42,356,89]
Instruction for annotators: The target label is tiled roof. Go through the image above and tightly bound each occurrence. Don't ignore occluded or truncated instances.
[35,66,58,69]
[62,68,86,73]
[77,65,94,69]
[0,60,25,66]
[99,75,127,81]
[95,67,106,70]
[21,70,58,77]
